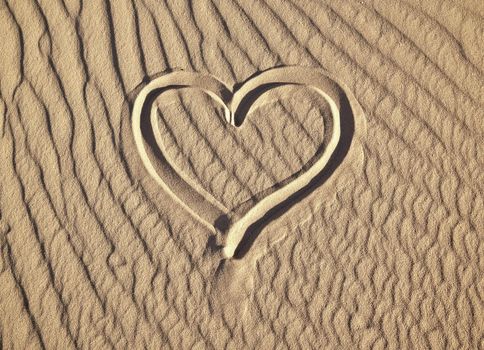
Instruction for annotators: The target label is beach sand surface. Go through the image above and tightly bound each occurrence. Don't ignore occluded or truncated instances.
[0,0,482,348]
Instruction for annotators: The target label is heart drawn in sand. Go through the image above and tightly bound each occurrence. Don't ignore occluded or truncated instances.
[132,66,359,258]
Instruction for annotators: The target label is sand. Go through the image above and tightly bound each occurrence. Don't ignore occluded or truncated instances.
[0,0,483,349]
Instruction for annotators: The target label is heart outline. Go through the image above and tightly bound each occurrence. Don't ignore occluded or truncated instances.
[132,66,352,258]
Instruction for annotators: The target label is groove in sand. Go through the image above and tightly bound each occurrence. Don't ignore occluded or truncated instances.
[132,66,363,258]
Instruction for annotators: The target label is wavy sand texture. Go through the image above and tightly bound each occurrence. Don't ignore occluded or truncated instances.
[0,0,483,349]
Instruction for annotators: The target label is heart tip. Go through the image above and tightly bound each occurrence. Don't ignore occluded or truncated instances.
[223,246,235,259]
[224,110,234,125]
